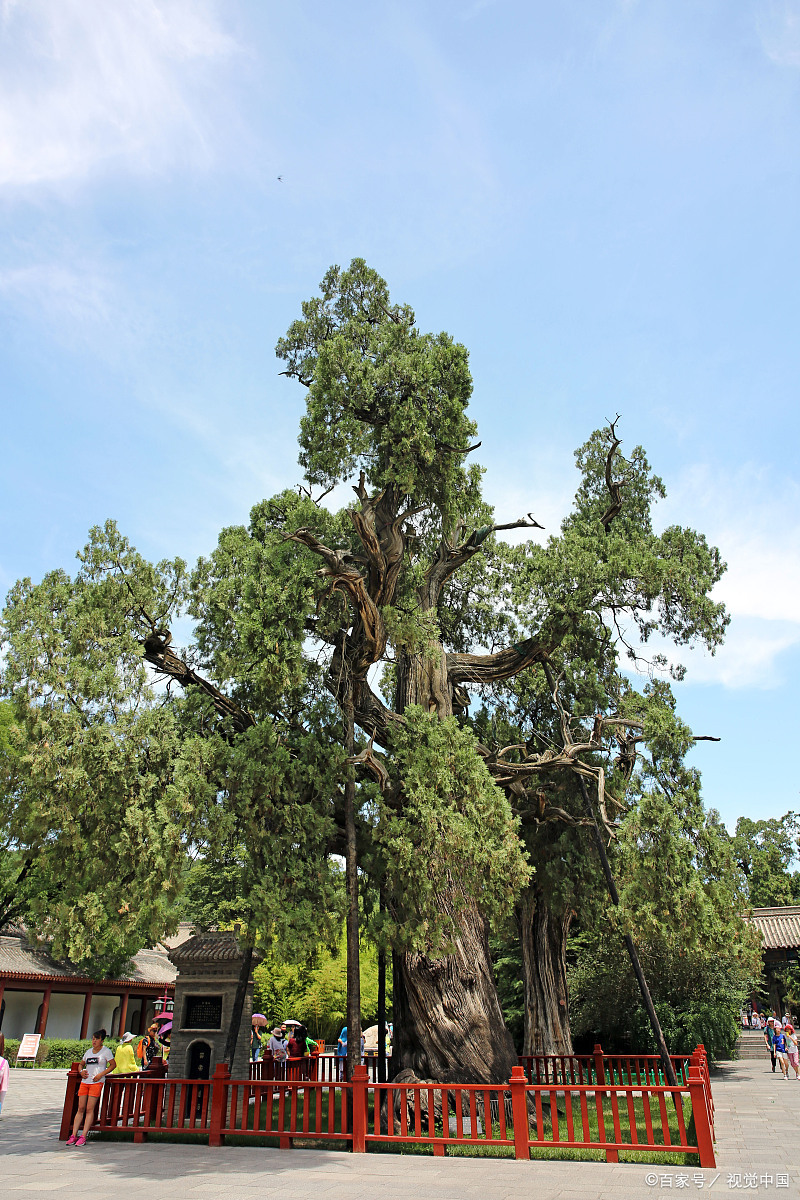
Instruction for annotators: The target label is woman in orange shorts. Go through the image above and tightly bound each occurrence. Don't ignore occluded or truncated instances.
[66,1029,116,1147]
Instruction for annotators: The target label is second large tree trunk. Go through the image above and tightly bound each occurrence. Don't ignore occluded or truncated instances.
[391,892,518,1084]
[519,888,573,1056]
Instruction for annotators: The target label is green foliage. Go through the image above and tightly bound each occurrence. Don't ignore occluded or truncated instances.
[490,927,525,1049]
[276,258,482,525]
[769,963,800,1011]
[614,694,751,952]
[0,548,206,968]
[253,931,390,1043]
[0,260,737,1058]
[3,1037,92,1068]
[568,929,758,1061]
[178,856,249,931]
[732,813,800,907]
[375,708,531,951]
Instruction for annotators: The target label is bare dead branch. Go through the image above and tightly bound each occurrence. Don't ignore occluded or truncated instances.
[284,526,387,672]
[347,742,391,791]
[143,639,255,733]
[599,415,628,533]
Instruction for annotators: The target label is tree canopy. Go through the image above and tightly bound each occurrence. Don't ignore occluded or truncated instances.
[732,813,800,907]
[0,259,743,1074]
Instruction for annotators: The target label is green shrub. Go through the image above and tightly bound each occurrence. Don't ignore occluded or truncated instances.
[40,1038,93,1068]
[568,930,757,1062]
[4,1037,92,1068]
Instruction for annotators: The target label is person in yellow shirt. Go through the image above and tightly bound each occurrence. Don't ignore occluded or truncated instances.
[112,1032,140,1074]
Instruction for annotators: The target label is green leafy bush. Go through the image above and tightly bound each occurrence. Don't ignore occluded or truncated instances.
[254,931,391,1044]
[4,1037,92,1068]
[568,930,758,1062]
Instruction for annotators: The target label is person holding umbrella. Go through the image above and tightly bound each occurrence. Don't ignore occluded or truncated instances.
[251,1014,268,1061]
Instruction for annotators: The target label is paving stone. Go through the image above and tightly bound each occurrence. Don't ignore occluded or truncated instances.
[1,1060,799,1198]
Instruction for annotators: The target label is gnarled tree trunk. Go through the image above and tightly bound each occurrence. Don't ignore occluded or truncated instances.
[391,894,517,1084]
[518,887,573,1056]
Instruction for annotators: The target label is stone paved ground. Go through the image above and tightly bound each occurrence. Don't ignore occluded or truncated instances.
[0,1062,797,1200]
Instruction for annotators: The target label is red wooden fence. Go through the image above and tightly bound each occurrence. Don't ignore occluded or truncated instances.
[271,1047,699,1087]
[59,1045,714,1165]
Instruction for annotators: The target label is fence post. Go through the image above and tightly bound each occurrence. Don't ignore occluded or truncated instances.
[687,1066,715,1167]
[351,1063,368,1153]
[59,1063,82,1140]
[593,1043,606,1085]
[209,1062,230,1148]
[509,1066,530,1161]
[134,1074,156,1143]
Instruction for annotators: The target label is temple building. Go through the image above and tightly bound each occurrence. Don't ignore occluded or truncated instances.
[0,924,192,1040]
[745,905,800,1014]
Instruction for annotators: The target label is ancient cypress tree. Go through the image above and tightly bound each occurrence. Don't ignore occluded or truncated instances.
[264,260,728,1081]
[1,259,729,1081]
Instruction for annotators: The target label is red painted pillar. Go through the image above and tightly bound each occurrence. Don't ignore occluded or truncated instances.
[209,1062,230,1147]
[687,1065,715,1167]
[118,991,129,1036]
[38,988,52,1037]
[351,1063,368,1152]
[59,1063,82,1140]
[593,1042,606,1085]
[80,989,94,1039]
[509,1065,531,1160]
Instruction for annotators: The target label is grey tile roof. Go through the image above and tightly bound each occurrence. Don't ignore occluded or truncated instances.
[168,930,246,965]
[0,934,176,986]
[746,906,800,950]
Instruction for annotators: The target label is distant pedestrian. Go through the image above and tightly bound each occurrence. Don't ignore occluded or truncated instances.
[287,1024,309,1059]
[0,1034,9,1116]
[750,1010,760,1028]
[66,1029,116,1147]
[784,1023,799,1079]
[764,1017,778,1073]
[137,1023,161,1070]
[337,1025,347,1079]
[773,1024,790,1078]
[112,1033,139,1074]
[250,1022,262,1062]
[268,1027,288,1062]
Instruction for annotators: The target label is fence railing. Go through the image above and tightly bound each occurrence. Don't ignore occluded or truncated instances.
[59,1044,714,1165]
[249,1054,391,1082]
[251,1046,701,1087]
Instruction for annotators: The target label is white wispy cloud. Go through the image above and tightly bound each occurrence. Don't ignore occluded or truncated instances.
[661,462,800,623]
[487,452,800,690]
[0,260,115,333]
[757,0,800,67]
[0,0,237,187]
[640,461,800,688]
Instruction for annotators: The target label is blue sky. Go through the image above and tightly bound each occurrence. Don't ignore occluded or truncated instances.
[1,0,799,829]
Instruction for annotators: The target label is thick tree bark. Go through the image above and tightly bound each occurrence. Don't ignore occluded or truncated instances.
[223,942,253,1067]
[518,889,573,1056]
[343,686,362,1084]
[377,888,387,1085]
[396,648,452,718]
[391,893,517,1084]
